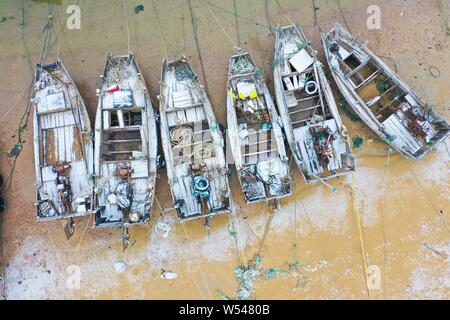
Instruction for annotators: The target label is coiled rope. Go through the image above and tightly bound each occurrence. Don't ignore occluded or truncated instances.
[170,126,194,147]
[193,143,215,160]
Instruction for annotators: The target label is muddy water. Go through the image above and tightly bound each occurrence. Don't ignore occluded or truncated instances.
[0,0,449,299]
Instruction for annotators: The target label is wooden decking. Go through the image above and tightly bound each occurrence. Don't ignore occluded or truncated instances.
[93,53,157,227]
[322,23,450,160]
[160,58,231,220]
[33,61,94,220]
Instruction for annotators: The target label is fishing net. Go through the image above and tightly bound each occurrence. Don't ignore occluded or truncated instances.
[232,55,254,74]
[376,80,389,93]
[175,64,194,81]
[297,41,311,51]
[217,255,301,300]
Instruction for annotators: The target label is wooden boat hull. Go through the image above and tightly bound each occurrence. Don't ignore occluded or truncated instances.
[32,60,94,221]
[227,50,292,204]
[159,57,231,221]
[322,23,450,160]
[274,24,355,183]
[93,52,157,228]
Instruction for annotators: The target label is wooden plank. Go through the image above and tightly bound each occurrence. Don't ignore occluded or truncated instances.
[384,115,421,152]
[176,110,186,123]
[65,125,72,162]
[58,126,66,162]
[167,112,177,127]
[53,113,60,128]
[41,166,57,182]
[185,106,197,122]
[130,161,149,179]
[195,106,205,122]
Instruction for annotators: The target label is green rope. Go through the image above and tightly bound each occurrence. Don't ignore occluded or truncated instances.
[4,4,56,194]
[376,80,389,93]
[188,0,209,93]
[206,0,274,32]
[216,290,232,300]
[352,136,364,148]
[338,101,360,122]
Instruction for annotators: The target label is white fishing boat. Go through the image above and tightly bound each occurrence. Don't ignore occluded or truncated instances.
[93,52,158,229]
[227,49,291,207]
[274,24,355,183]
[159,57,231,221]
[32,60,94,224]
[322,23,450,160]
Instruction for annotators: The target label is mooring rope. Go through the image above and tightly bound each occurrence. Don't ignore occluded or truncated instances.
[337,0,352,33]
[151,0,169,59]
[264,0,275,37]
[297,197,345,297]
[205,0,273,31]
[351,173,373,300]
[3,4,56,194]
[310,0,323,33]
[409,169,449,234]
[381,147,391,299]
[53,6,62,60]
[233,0,242,46]
[228,195,249,267]
[288,153,344,297]
[274,0,295,25]
[202,0,238,49]
[20,0,33,73]
[154,195,207,299]
[180,222,214,299]
[73,214,93,261]
[256,206,277,256]
[121,0,131,53]
[44,223,65,272]
[188,0,210,94]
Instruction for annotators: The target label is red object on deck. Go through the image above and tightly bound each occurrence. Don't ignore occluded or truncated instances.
[106,85,120,93]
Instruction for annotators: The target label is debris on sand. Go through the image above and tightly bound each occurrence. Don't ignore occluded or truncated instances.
[352,136,364,148]
[114,261,127,273]
[134,4,144,14]
[160,270,177,280]
[217,255,301,300]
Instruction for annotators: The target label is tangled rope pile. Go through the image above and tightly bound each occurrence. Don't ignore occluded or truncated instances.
[193,143,215,160]
[170,126,194,147]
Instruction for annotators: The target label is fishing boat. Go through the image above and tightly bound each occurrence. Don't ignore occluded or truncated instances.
[159,57,231,221]
[322,23,450,160]
[227,49,291,207]
[93,52,158,229]
[274,24,355,183]
[32,60,94,225]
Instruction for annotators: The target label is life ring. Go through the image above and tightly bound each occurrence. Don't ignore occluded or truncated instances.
[305,81,318,95]
[194,176,209,192]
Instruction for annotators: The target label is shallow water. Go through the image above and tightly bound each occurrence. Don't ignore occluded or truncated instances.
[0,0,449,299]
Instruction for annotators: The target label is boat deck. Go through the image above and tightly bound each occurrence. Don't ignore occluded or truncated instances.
[323,24,450,159]
[160,59,231,220]
[275,25,355,182]
[228,51,292,203]
[33,62,93,220]
[94,54,157,227]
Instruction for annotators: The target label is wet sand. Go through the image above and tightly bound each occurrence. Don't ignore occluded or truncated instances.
[0,0,449,299]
